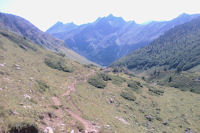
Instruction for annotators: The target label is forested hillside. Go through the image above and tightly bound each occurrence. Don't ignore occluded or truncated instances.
[112,17,200,71]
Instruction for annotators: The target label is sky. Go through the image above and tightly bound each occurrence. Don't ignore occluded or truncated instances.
[0,0,200,31]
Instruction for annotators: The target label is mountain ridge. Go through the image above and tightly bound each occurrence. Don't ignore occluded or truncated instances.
[111,16,200,94]
[111,16,200,71]
[0,12,200,133]
[0,12,95,65]
[47,13,200,66]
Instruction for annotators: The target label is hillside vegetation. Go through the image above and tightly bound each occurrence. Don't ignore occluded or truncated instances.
[112,17,200,94]
[112,17,200,71]
[0,29,95,132]
[0,12,95,65]
[1,29,200,133]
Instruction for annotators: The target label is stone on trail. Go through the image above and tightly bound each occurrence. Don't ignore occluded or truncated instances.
[44,127,54,133]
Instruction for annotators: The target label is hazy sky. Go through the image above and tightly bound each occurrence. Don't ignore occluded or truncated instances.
[0,0,200,31]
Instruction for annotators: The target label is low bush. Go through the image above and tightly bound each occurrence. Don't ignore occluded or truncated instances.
[149,88,164,95]
[128,81,142,88]
[83,64,96,68]
[88,75,106,88]
[76,121,85,132]
[36,80,49,92]
[44,56,73,72]
[8,122,39,133]
[111,75,126,85]
[98,73,112,81]
[120,89,136,101]
[56,52,65,57]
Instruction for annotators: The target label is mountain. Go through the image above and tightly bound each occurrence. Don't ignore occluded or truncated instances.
[47,13,200,66]
[46,22,77,34]
[112,16,200,71]
[112,17,200,93]
[0,29,200,133]
[0,12,94,65]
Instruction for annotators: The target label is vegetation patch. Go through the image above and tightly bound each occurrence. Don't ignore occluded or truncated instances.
[0,31,37,51]
[148,88,164,96]
[98,73,112,81]
[111,75,126,85]
[127,80,143,92]
[8,122,39,133]
[44,55,73,72]
[88,75,107,88]
[167,73,200,94]
[83,64,96,68]
[36,80,49,92]
[76,121,85,132]
[120,89,136,101]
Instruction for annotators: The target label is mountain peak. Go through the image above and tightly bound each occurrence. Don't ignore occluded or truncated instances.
[177,13,190,18]
[54,21,63,26]
[107,14,115,18]
[105,14,124,21]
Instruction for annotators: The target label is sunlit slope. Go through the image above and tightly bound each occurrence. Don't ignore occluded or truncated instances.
[0,12,95,65]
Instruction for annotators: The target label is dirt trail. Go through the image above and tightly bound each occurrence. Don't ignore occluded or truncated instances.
[51,70,98,133]
[42,97,66,132]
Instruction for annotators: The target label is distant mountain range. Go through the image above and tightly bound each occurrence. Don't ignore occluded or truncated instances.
[47,13,200,66]
[111,16,200,93]
[112,16,200,71]
[0,12,94,64]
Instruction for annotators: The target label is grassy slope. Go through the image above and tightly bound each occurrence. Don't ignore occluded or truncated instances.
[0,12,95,65]
[0,30,93,132]
[111,17,200,71]
[0,29,200,133]
[72,72,200,133]
[111,17,200,94]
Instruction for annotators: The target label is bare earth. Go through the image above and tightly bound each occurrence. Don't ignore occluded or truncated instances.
[50,70,98,133]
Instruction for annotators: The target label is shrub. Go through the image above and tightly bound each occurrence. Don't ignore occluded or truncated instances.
[8,122,39,133]
[168,76,172,82]
[111,75,126,85]
[36,80,49,92]
[127,81,143,93]
[112,67,124,73]
[56,52,65,57]
[83,64,96,68]
[98,73,112,81]
[149,88,164,95]
[142,76,145,81]
[120,89,136,101]
[128,81,142,88]
[44,56,73,72]
[76,121,85,132]
[88,75,106,88]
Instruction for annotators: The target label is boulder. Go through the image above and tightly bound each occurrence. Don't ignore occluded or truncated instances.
[44,127,54,133]
[145,115,153,121]
[24,94,31,99]
[109,98,114,103]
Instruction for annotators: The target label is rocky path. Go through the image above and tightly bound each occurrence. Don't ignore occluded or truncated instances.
[50,70,98,133]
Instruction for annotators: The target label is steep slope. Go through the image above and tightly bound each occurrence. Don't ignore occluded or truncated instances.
[0,29,99,132]
[112,17,200,71]
[0,29,200,133]
[112,17,200,93]
[0,12,64,50]
[47,13,200,66]
[0,12,94,65]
